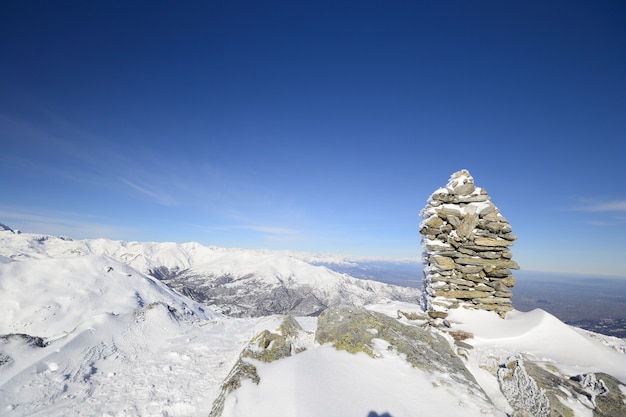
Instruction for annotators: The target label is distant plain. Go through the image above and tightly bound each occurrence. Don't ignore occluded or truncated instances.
[324,261,626,338]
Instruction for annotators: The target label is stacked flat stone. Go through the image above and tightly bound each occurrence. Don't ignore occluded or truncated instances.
[420,170,519,318]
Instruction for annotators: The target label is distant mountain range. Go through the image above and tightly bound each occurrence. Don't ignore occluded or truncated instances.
[1,224,625,416]
[0,227,422,317]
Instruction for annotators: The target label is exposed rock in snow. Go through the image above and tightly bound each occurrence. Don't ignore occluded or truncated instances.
[315,306,485,392]
[0,222,15,233]
[497,355,552,417]
[497,354,626,417]
[151,261,421,317]
[209,315,313,417]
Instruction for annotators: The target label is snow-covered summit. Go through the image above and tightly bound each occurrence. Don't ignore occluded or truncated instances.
[0,222,16,233]
[0,244,250,416]
[0,255,212,338]
[0,226,422,317]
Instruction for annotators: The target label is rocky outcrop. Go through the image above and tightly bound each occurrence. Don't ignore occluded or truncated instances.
[498,354,626,417]
[0,333,47,370]
[210,305,626,417]
[209,315,313,417]
[420,170,519,318]
[315,306,489,401]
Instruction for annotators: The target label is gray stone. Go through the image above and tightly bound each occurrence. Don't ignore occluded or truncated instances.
[433,289,494,299]
[437,206,463,218]
[474,237,514,247]
[420,170,518,318]
[457,211,480,239]
[446,214,461,228]
[500,276,516,287]
[498,355,626,417]
[463,274,490,284]
[482,221,508,233]
[471,297,511,304]
[421,215,443,229]
[485,268,513,278]
[477,203,498,217]
[457,246,478,256]
[463,244,508,252]
[429,255,456,270]
[430,277,474,287]
[455,194,490,203]
[450,182,476,196]
[456,257,519,269]
[476,251,501,259]
[456,265,484,274]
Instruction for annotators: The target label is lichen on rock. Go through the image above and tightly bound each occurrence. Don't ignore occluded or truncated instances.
[315,305,486,396]
[209,315,312,417]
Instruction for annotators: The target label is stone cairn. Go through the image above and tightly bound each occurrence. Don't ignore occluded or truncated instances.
[419,170,519,318]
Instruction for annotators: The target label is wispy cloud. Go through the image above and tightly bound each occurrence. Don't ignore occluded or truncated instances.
[578,200,626,212]
[118,177,180,207]
[244,225,299,235]
[567,199,626,227]
[583,220,614,226]
[211,224,299,236]
[2,110,311,238]
[204,224,305,245]
[0,207,133,239]
[566,197,626,213]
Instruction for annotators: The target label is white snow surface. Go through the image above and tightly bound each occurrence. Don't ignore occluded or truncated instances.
[1,228,626,416]
[0,254,257,416]
[0,230,423,323]
[0,231,416,302]
[0,229,396,271]
[446,307,626,382]
[223,344,501,417]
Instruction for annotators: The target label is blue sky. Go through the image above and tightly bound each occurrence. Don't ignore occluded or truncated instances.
[1,1,625,276]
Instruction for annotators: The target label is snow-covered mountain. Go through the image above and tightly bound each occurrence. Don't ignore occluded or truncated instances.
[0,253,256,416]
[0,229,422,317]
[1,225,626,416]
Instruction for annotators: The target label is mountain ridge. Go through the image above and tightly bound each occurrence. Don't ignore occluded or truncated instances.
[1,224,625,416]
[0,227,422,317]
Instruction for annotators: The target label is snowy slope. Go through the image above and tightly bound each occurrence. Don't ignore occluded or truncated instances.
[447,307,626,382]
[223,342,502,417]
[446,307,626,414]
[0,255,208,336]
[0,229,422,317]
[0,254,261,416]
[153,252,421,316]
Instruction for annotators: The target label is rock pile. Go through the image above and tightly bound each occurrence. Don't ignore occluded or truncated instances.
[419,169,519,318]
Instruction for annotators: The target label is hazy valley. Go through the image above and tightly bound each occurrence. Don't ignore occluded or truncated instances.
[331,260,626,338]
